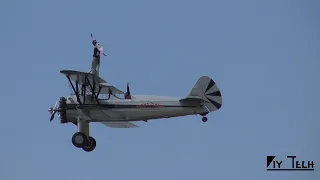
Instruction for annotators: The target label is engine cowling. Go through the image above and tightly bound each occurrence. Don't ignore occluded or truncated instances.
[59,97,68,123]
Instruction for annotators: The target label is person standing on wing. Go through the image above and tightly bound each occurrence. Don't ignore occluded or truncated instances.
[90,33,106,75]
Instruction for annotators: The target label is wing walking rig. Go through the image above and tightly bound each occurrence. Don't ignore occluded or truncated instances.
[48,34,223,152]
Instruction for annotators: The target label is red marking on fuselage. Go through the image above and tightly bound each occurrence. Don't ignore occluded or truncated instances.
[136,102,164,109]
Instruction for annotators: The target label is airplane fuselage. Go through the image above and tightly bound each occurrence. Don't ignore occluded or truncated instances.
[64,94,207,123]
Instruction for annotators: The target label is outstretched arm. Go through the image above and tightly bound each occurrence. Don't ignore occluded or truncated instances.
[91,33,96,42]
[91,33,107,56]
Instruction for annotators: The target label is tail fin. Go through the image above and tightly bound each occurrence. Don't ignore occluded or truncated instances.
[180,76,222,112]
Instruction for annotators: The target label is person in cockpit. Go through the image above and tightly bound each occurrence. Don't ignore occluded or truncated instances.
[124,82,131,99]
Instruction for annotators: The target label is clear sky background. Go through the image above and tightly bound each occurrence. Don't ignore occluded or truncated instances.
[1,0,319,179]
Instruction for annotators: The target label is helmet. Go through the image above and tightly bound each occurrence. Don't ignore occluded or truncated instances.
[92,40,97,45]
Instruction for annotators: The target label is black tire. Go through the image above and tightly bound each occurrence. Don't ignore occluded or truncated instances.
[202,117,208,122]
[72,132,88,148]
[82,136,96,152]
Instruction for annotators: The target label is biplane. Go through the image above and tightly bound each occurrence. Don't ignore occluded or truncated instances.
[48,70,223,152]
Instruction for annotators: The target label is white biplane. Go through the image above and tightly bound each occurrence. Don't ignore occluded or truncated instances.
[48,70,223,152]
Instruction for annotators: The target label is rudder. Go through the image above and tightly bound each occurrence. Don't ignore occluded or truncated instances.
[181,76,222,112]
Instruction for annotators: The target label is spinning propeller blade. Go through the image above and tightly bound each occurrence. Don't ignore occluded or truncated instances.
[50,112,55,121]
[48,101,59,122]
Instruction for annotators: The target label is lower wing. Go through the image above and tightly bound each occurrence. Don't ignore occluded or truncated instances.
[100,121,139,128]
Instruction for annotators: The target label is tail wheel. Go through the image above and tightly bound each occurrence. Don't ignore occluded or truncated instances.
[72,132,88,148]
[82,136,96,152]
[202,116,208,122]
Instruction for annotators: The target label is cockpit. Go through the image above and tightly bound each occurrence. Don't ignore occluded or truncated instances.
[95,83,131,100]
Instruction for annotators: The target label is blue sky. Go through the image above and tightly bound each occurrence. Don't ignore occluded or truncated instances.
[1,0,319,179]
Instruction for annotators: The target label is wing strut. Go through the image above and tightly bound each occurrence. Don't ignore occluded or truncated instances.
[65,73,102,105]
[67,76,82,104]
[84,75,101,105]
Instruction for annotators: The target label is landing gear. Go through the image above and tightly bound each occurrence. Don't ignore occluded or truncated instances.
[82,136,96,152]
[70,117,97,152]
[71,132,97,152]
[202,116,208,122]
[72,132,88,148]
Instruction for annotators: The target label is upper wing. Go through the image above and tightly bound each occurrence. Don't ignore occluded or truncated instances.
[100,121,139,128]
[60,70,107,85]
[60,70,124,95]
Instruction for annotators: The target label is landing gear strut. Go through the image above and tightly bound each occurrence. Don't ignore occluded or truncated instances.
[71,117,97,152]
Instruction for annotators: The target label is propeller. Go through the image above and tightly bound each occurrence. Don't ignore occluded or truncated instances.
[48,101,59,121]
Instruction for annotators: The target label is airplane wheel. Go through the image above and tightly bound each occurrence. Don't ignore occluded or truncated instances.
[72,132,88,148]
[82,136,96,152]
[202,116,208,122]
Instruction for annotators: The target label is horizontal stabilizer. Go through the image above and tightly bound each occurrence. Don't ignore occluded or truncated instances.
[179,97,204,103]
[100,121,139,128]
